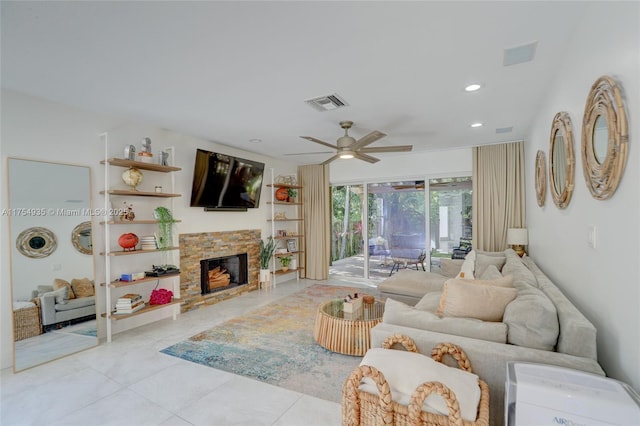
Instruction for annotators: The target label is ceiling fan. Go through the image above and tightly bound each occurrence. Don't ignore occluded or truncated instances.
[298,121,413,165]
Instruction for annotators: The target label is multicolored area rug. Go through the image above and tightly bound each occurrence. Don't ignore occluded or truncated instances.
[161,284,373,403]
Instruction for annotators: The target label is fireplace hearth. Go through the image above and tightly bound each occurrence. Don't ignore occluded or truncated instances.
[200,253,248,295]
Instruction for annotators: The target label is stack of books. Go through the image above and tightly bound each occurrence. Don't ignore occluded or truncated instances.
[114,293,145,314]
[140,235,157,250]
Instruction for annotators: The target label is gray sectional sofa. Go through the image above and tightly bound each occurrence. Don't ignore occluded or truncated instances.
[372,249,604,425]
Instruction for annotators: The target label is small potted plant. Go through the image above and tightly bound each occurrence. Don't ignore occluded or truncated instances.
[286,188,297,202]
[259,236,277,283]
[280,255,292,272]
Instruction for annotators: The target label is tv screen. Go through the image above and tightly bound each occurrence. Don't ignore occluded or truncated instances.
[190,149,265,209]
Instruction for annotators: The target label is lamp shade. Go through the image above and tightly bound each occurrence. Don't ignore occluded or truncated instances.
[507,228,529,245]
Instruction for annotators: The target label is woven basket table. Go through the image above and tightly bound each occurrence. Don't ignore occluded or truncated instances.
[13,299,42,341]
[314,299,385,356]
[342,334,490,426]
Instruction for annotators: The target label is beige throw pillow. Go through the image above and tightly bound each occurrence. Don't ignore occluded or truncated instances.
[53,278,75,299]
[437,280,517,322]
[71,278,94,298]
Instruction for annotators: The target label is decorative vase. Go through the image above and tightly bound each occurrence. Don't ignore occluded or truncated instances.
[118,233,139,251]
[275,188,288,201]
[260,269,271,284]
[290,258,297,270]
[121,167,143,191]
[281,266,289,272]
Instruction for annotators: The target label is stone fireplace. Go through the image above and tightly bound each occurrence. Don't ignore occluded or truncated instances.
[179,229,260,313]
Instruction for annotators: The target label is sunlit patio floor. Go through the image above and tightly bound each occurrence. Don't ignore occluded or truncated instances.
[330,254,443,284]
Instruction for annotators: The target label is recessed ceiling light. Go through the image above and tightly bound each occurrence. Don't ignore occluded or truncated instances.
[249,138,262,143]
[465,84,482,92]
[470,122,483,128]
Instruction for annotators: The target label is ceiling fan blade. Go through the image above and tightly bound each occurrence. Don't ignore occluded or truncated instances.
[321,154,341,165]
[354,152,380,164]
[350,130,387,150]
[360,145,413,153]
[284,151,333,156]
[300,136,338,150]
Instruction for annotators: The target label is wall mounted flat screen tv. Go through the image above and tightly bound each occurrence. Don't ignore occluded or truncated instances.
[190,149,265,210]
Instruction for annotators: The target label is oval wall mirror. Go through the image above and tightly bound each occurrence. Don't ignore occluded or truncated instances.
[16,227,58,259]
[549,111,575,209]
[581,75,628,200]
[71,221,93,255]
[535,150,547,207]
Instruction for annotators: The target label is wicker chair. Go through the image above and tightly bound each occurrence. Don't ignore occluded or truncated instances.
[342,334,490,426]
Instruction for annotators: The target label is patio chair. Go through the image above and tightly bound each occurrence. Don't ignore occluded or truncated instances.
[389,248,426,275]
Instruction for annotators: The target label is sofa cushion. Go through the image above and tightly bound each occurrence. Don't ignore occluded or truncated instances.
[53,278,75,299]
[475,254,506,277]
[445,275,514,289]
[378,269,447,300]
[501,252,560,351]
[414,291,443,312]
[71,278,94,298]
[437,280,517,322]
[439,258,464,278]
[383,298,507,343]
[521,256,597,359]
[360,347,481,422]
[55,295,95,311]
[48,286,68,304]
[479,264,503,280]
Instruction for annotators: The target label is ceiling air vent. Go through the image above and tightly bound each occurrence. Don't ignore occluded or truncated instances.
[304,93,349,112]
[496,126,513,134]
[503,41,537,66]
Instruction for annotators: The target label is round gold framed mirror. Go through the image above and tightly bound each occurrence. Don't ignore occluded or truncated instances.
[71,221,93,255]
[16,227,58,258]
[581,75,628,200]
[535,150,546,207]
[549,111,575,209]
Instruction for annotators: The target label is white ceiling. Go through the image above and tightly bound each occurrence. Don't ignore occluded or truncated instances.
[1,1,589,165]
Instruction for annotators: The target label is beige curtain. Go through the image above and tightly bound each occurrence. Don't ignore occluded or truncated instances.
[298,164,330,279]
[472,141,525,251]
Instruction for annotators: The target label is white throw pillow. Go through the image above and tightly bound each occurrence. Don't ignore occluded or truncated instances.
[455,250,476,279]
[437,280,517,322]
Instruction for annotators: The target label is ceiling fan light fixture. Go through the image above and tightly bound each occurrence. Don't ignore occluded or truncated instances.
[339,151,355,159]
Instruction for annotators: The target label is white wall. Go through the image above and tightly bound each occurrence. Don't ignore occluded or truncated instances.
[525,3,640,390]
[330,148,471,184]
[1,90,295,369]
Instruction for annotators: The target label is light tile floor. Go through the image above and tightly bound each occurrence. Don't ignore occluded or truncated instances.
[2,277,374,426]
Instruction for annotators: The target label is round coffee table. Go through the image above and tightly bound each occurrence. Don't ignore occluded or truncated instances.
[313,299,385,356]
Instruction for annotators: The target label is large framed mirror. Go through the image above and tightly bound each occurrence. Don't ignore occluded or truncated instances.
[581,75,628,200]
[549,111,575,209]
[8,158,98,372]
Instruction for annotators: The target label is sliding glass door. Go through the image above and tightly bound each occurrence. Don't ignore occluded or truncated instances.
[330,185,365,279]
[330,181,427,280]
[367,181,426,279]
[429,177,472,263]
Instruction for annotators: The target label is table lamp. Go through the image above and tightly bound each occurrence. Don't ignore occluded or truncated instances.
[507,228,528,257]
